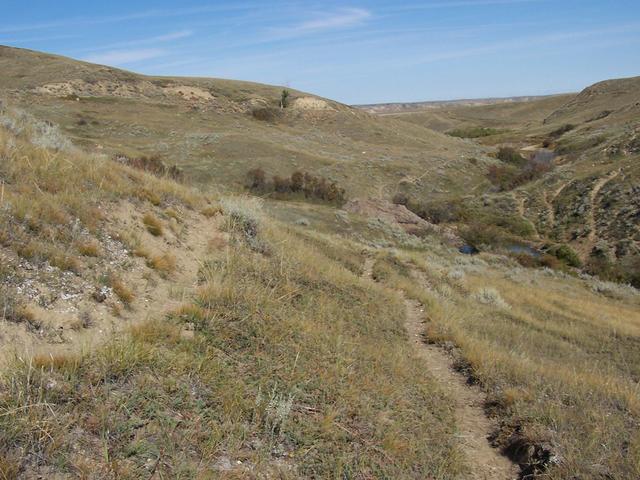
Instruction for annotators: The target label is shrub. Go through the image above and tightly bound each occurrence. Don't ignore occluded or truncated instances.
[246,168,266,190]
[273,175,291,193]
[404,198,469,224]
[280,89,290,109]
[392,192,409,206]
[556,135,607,155]
[488,149,554,191]
[115,154,184,181]
[473,287,510,309]
[448,126,502,138]
[245,168,346,205]
[143,213,163,236]
[496,147,526,166]
[290,171,304,192]
[251,106,282,122]
[549,124,575,138]
[548,244,582,268]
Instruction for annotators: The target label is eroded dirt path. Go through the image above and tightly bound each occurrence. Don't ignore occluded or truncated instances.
[363,258,518,480]
[512,193,539,239]
[583,170,620,255]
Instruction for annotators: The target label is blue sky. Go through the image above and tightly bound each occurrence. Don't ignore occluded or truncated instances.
[2,1,640,104]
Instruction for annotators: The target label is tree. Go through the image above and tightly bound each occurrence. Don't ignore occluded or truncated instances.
[280,89,290,109]
[290,170,304,192]
[247,167,266,190]
[273,175,291,193]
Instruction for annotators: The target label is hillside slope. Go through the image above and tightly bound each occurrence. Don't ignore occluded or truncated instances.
[1,48,640,480]
[0,45,488,199]
[378,77,640,285]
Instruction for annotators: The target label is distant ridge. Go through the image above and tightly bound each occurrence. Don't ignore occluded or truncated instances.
[355,94,570,114]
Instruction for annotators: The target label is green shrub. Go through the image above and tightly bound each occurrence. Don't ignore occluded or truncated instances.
[496,147,526,166]
[447,127,503,138]
[548,244,582,268]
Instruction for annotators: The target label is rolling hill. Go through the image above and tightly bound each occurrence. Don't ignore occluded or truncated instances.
[0,45,490,200]
[375,77,640,286]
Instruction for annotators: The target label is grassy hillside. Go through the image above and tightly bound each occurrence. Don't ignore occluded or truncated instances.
[380,78,640,286]
[1,46,640,479]
[0,45,488,200]
[0,109,474,478]
[381,95,573,137]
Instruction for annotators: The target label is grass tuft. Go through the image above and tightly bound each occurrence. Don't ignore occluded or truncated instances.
[142,213,163,236]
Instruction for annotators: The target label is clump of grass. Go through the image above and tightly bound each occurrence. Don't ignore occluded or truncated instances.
[0,453,20,479]
[200,205,222,218]
[472,287,510,309]
[31,353,81,372]
[76,238,102,257]
[220,196,269,253]
[142,213,163,236]
[109,275,134,305]
[147,252,176,275]
[0,287,35,324]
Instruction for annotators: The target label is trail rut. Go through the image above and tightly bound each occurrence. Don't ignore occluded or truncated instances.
[363,258,518,479]
[583,170,620,255]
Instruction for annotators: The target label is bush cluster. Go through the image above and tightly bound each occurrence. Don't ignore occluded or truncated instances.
[393,195,469,224]
[246,168,346,204]
[488,147,554,191]
[447,126,503,139]
[114,154,183,181]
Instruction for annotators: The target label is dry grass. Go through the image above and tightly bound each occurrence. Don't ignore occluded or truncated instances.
[375,247,640,479]
[0,107,204,283]
[109,275,135,306]
[0,216,468,478]
[76,238,102,257]
[142,213,163,236]
[146,252,177,275]
[200,205,222,218]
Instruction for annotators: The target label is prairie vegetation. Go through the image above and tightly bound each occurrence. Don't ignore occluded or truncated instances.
[372,245,640,479]
[0,201,470,478]
[447,126,504,138]
[487,147,555,191]
[1,46,640,480]
[246,168,346,205]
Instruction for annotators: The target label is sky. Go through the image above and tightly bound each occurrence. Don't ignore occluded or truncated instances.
[2,1,640,104]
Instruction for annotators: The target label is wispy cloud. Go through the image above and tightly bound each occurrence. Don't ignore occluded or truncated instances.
[0,4,259,33]
[394,22,640,67]
[0,33,79,44]
[385,0,546,11]
[295,8,371,32]
[269,7,371,38]
[84,48,166,66]
[75,30,193,54]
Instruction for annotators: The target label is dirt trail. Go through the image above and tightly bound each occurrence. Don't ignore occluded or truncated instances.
[1,206,226,366]
[542,180,571,234]
[583,170,619,254]
[512,193,539,239]
[363,258,518,480]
